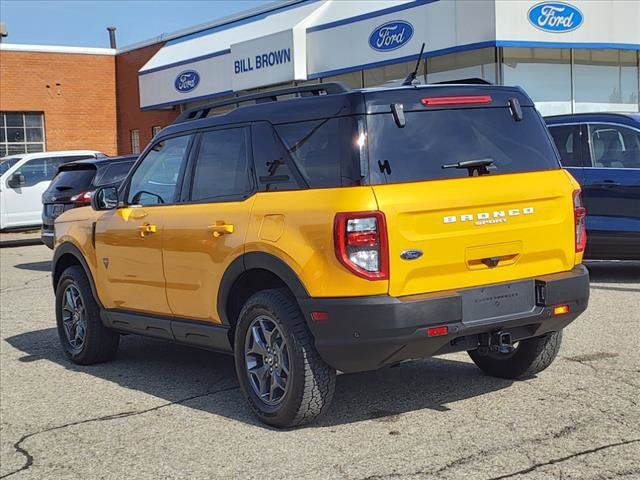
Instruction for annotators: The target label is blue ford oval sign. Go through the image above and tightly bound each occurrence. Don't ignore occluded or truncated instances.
[369,20,414,52]
[528,2,583,33]
[174,70,200,93]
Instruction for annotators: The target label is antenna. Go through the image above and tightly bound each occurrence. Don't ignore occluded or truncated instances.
[402,42,426,86]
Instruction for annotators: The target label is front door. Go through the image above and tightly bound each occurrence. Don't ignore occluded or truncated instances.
[163,127,255,322]
[94,135,192,315]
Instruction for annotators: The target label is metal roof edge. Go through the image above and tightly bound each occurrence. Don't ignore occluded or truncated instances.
[0,43,115,55]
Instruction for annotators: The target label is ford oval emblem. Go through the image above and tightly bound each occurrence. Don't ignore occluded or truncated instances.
[174,70,200,93]
[369,20,414,52]
[528,2,583,33]
[400,249,423,261]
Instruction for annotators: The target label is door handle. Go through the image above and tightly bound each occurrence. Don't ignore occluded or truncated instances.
[137,223,157,237]
[593,181,621,188]
[208,222,234,238]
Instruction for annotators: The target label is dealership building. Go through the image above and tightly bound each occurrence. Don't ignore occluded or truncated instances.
[1,0,639,157]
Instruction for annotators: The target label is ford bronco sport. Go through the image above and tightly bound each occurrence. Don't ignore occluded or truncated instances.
[52,82,589,427]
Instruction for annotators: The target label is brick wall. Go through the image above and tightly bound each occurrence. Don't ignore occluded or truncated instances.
[0,49,118,155]
[116,43,179,155]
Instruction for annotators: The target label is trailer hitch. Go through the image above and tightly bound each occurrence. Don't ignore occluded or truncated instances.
[477,331,515,355]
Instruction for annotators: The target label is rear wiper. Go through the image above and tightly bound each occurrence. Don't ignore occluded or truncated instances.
[55,186,73,191]
[442,158,495,177]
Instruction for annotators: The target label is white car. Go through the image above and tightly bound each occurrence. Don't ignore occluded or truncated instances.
[0,150,104,230]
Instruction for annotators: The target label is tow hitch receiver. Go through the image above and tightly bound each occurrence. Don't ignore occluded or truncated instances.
[477,331,515,355]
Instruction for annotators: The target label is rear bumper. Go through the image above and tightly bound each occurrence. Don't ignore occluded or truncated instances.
[299,265,589,373]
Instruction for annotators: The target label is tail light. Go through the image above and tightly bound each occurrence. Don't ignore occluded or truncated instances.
[334,211,388,280]
[573,189,587,253]
[421,95,492,106]
[70,191,93,206]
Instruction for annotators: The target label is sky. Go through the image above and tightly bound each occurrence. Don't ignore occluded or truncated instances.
[0,0,272,48]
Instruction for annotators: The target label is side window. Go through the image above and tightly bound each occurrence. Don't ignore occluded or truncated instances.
[589,123,640,169]
[95,161,135,186]
[127,135,190,205]
[14,157,49,187]
[548,125,582,167]
[190,128,251,202]
[252,122,300,192]
[274,117,361,188]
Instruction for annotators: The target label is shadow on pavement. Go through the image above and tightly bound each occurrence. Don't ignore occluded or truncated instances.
[5,327,513,428]
[14,260,52,272]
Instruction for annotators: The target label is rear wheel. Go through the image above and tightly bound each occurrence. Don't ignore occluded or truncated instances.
[468,331,562,379]
[234,289,336,428]
[55,266,119,365]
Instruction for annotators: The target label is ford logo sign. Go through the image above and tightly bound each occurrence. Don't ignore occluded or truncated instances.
[174,70,200,93]
[369,20,414,52]
[400,249,423,261]
[528,2,583,33]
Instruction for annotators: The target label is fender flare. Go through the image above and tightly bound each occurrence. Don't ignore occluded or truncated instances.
[217,251,309,325]
[52,242,102,306]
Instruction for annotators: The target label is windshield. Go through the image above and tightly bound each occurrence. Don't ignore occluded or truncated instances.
[0,157,21,176]
[367,107,560,184]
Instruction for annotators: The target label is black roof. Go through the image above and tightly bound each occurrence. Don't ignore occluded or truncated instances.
[160,82,534,140]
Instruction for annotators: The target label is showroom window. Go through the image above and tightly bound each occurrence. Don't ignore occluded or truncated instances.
[0,112,45,157]
[502,48,572,116]
[574,49,639,113]
[321,71,363,88]
[130,129,140,154]
[364,60,423,87]
[426,47,497,85]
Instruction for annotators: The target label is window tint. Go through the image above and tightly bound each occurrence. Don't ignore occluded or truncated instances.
[95,161,135,186]
[49,168,96,192]
[548,124,583,167]
[589,123,640,169]
[252,122,300,192]
[275,117,361,188]
[127,135,190,205]
[191,128,251,202]
[367,107,560,184]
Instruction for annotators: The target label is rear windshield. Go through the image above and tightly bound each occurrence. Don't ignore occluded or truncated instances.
[95,161,135,186]
[366,107,560,184]
[48,168,96,192]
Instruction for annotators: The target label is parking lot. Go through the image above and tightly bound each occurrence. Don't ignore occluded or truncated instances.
[0,243,638,480]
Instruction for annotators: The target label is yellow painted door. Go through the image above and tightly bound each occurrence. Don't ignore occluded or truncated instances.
[162,126,254,322]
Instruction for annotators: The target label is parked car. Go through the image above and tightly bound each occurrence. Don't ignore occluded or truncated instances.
[545,113,640,260]
[41,155,137,248]
[0,150,104,230]
[52,82,589,428]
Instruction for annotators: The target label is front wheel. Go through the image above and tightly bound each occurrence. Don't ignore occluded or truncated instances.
[234,289,336,428]
[468,331,563,379]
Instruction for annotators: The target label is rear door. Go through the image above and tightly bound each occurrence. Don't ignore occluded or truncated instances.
[162,126,255,322]
[580,122,640,235]
[367,102,577,297]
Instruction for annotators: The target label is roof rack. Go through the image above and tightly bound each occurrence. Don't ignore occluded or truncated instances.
[174,82,351,123]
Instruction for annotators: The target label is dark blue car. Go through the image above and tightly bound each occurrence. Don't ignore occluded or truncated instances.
[545,113,640,260]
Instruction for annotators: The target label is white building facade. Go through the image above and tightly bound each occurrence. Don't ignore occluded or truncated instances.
[138,0,640,116]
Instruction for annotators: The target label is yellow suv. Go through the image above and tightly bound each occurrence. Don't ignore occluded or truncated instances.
[52,82,589,427]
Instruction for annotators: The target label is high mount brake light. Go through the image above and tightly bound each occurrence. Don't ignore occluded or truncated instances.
[420,95,492,106]
[573,189,587,253]
[334,211,389,281]
[70,191,93,206]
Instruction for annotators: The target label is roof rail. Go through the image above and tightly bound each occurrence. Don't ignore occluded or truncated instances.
[174,82,351,123]
[432,78,493,85]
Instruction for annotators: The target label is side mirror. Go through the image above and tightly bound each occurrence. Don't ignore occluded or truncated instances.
[7,173,25,188]
[91,186,119,211]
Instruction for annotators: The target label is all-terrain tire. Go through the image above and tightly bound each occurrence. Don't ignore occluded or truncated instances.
[55,265,119,365]
[234,288,336,428]
[468,331,563,379]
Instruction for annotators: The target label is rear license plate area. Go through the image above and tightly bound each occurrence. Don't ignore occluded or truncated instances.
[50,204,65,218]
[461,280,535,323]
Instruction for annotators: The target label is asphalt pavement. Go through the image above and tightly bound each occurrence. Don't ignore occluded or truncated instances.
[1,244,639,479]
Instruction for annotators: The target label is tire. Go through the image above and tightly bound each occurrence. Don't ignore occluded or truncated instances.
[234,288,336,428]
[55,265,119,365]
[468,331,563,380]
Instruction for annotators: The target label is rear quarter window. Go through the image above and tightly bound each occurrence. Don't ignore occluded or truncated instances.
[367,107,560,184]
